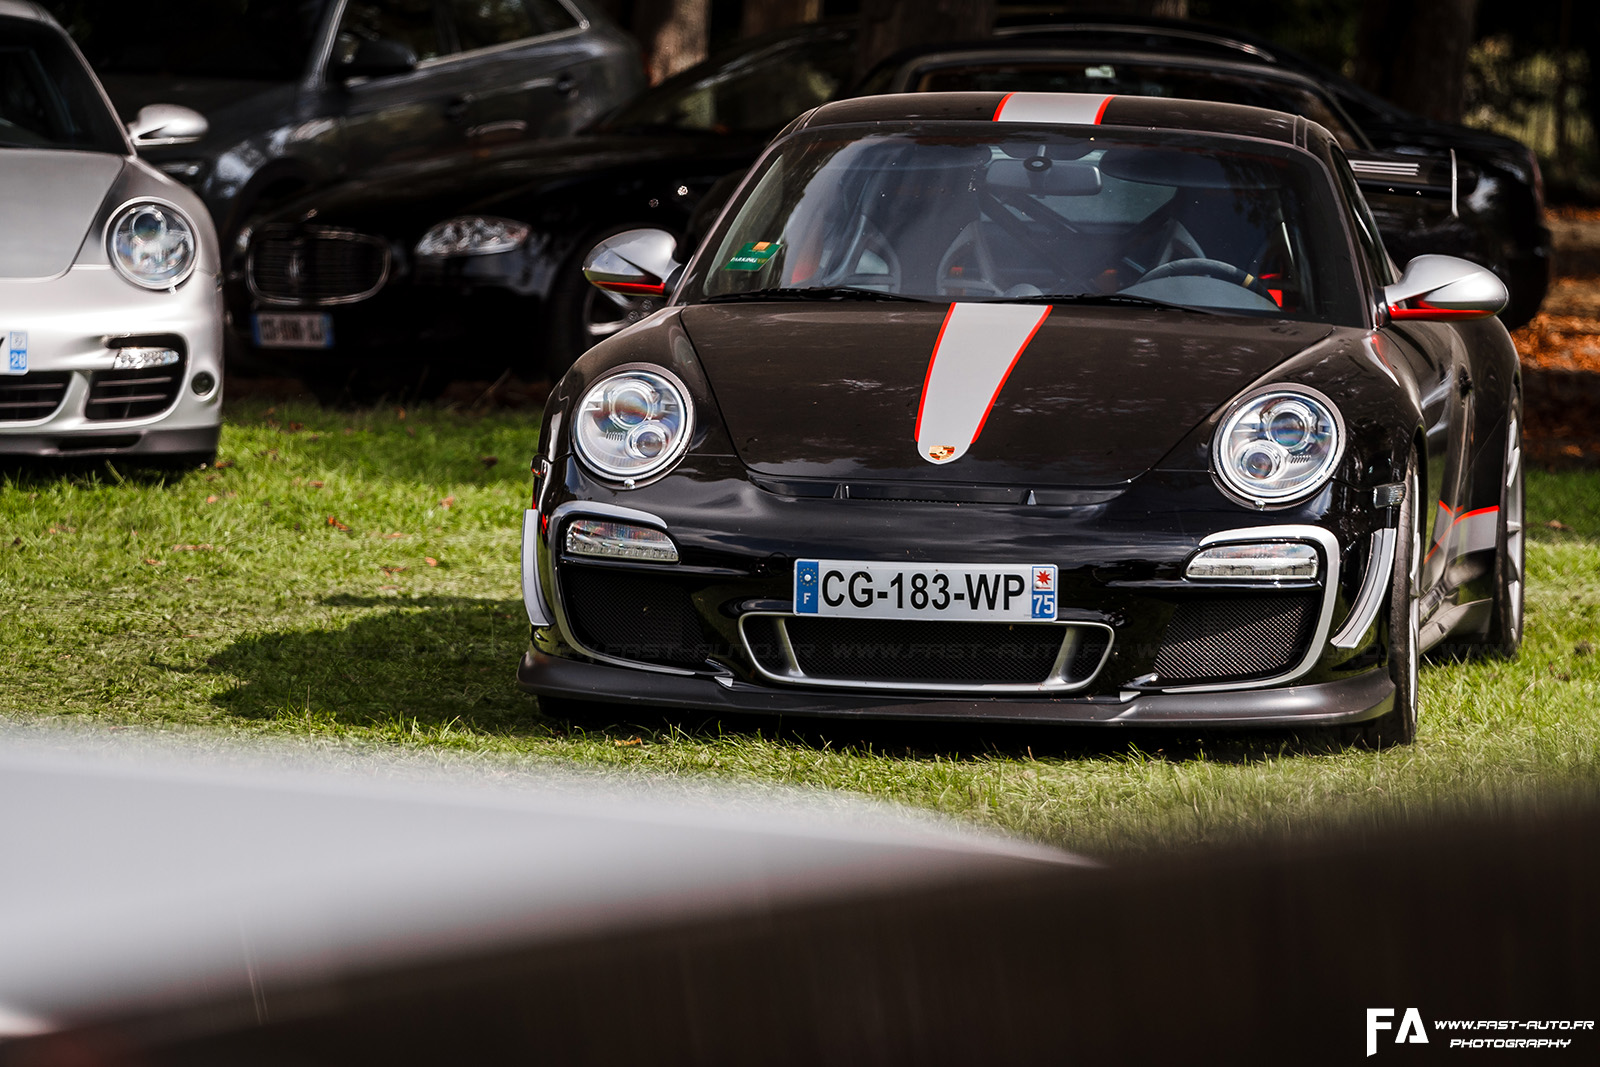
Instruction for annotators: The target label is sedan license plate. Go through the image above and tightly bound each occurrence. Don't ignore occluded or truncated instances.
[794,560,1057,622]
[253,312,333,349]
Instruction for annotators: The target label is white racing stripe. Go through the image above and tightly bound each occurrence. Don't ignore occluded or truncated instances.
[993,92,1113,125]
[915,303,1051,465]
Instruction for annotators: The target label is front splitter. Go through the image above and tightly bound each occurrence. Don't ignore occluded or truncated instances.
[517,648,1394,726]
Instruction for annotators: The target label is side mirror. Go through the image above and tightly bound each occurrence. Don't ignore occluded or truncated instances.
[339,38,418,79]
[1384,254,1507,321]
[583,228,682,296]
[126,104,208,148]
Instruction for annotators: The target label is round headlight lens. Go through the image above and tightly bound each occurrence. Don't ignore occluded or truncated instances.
[109,201,196,289]
[573,369,693,482]
[1214,388,1343,503]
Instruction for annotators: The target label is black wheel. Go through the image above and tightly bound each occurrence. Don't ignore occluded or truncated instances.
[1480,407,1526,657]
[544,223,678,381]
[1351,455,1422,748]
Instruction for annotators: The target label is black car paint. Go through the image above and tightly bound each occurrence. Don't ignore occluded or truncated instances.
[46,0,642,245]
[516,94,1520,725]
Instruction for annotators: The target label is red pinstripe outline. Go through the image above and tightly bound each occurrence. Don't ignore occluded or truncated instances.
[913,302,960,441]
[1425,504,1498,561]
[1093,95,1113,124]
[971,307,1052,443]
[1456,505,1499,521]
[992,92,1015,121]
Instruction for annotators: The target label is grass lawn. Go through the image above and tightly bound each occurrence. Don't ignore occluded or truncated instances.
[3,399,1598,857]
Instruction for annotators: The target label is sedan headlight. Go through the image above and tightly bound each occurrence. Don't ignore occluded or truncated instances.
[108,201,197,289]
[415,216,530,258]
[573,369,694,483]
[1213,387,1344,504]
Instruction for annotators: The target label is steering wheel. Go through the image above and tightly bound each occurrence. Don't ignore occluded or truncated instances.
[1137,257,1276,301]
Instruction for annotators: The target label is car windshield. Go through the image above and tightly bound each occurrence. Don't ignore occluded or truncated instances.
[48,0,326,81]
[679,124,1364,326]
[601,31,854,136]
[910,61,1363,149]
[0,16,124,152]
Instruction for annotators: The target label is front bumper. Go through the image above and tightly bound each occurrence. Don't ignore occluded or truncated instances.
[517,458,1401,725]
[0,265,223,456]
[517,646,1395,726]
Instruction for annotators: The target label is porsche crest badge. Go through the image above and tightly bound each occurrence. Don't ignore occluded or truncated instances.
[927,445,956,461]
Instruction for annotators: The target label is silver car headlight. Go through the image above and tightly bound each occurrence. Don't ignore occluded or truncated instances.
[1213,386,1344,504]
[108,201,197,289]
[573,368,694,484]
[415,216,530,258]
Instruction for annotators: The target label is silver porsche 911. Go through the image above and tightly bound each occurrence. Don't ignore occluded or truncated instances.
[0,1,221,464]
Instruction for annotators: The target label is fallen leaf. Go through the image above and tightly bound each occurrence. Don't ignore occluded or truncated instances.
[424,557,439,567]
[480,455,499,468]
[264,406,276,416]
[171,544,213,552]
[47,525,75,534]
[383,532,405,540]
[613,737,642,747]
[9,537,20,547]
[378,584,399,591]
[343,427,355,435]
[143,558,163,566]
[213,459,234,469]
[440,495,455,509]
[184,577,200,583]
[327,515,350,532]
[381,565,407,575]
[205,495,218,504]
[309,480,324,489]
[288,422,304,432]
[1547,519,1572,530]
[396,407,407,421]
[204,473,218,482]
[405,426,416,437]
[308,433,321,442]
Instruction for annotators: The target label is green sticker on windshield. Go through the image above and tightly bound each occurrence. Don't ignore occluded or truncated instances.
[725,240,781,271]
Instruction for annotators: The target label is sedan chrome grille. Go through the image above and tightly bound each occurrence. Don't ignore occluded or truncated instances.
[248,226,390,306]
[0,372,70,421]
[741,615,1113,692]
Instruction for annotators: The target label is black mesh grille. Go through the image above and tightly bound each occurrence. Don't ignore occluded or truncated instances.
[561,566,716,670]
[250,228,388,304]
[1153,594,1319,684]
[0,372,70,421]
[86,360,185,421]
[781,618,1070,685]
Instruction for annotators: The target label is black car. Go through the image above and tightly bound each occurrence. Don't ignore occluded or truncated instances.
[230,21,856,390]
[976,16,1553,327]
[516,92,1523,746]
[44,0,642,249]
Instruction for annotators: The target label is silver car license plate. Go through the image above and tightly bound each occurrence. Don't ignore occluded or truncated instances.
[253,312,333,349]
[794,560,1057,622]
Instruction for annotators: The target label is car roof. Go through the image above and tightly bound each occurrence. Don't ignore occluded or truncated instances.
[880,46,1337,95]
[793,91,1326,152]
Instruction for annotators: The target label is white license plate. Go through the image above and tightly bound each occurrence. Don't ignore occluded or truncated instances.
[794,560,1057,622]
[253,312,333,349]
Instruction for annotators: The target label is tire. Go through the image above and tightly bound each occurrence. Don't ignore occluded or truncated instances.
[544,223,679,381]
[1479,407,1526,657]
[1351,455,1422,748]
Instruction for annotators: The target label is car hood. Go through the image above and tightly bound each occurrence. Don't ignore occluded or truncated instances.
[0,151,125,279]
[679,302,1333,487]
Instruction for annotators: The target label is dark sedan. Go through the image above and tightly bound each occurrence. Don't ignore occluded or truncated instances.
[44,0,643,251]
[518,92,1524,747]
[231,21,855,391]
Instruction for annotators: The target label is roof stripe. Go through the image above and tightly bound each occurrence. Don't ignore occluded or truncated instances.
[992,92,1115,125]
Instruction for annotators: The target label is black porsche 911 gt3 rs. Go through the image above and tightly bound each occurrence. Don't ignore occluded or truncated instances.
[517,92,1524,746]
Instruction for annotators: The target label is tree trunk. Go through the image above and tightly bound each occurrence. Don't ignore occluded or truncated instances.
[855,0,997,81]
[1353,0,1477,123]
[633,0,710,85]
[742,0,822,38]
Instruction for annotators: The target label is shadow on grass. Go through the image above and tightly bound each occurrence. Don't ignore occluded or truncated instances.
[207,596,1359,764]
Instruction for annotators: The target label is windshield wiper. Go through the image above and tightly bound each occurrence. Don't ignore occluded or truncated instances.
[1000,292,1222,315]
[703,286,932,304]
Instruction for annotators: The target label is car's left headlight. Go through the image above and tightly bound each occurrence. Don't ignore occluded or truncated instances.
[1213,386,1344,504]
[573,368,694,484]
[415,216,530,258]
[108,201,197,289]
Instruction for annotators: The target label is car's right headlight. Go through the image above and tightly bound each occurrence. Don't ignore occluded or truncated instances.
[108,200,197,290]
[1213,386,1345,504]
[573,368,694,484]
